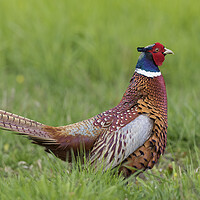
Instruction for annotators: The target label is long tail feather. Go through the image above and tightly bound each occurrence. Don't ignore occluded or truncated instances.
[0,110,52,139]
[0,110,100,161]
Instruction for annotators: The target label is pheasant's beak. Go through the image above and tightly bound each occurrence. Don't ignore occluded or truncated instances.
[163,48,174,55]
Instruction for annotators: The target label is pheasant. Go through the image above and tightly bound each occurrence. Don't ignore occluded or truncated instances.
[0,42,173,177]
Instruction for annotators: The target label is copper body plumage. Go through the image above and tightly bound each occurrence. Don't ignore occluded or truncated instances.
[0,42,173,177]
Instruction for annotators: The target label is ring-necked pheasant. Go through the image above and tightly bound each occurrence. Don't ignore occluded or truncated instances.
[0,42,173,177]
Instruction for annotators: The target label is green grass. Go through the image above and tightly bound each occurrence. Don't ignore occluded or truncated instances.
[0,0,200,199]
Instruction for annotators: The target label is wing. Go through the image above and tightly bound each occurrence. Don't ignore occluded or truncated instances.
[89,114,154,170]
[43,118,102,161]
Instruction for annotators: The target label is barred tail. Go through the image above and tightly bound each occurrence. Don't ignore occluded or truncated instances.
[0,110,98,162]
[0,110,53,140]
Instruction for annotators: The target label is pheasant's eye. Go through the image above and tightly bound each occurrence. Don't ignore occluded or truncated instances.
[155,48,159,52]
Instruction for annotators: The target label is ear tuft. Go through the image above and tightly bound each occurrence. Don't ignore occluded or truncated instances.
[137,47,145,52]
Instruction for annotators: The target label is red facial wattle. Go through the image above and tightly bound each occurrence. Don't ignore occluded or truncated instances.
[152,52,165,66]
[149,42,165,66]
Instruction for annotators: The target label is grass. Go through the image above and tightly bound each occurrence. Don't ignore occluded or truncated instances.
[0,0,200,199]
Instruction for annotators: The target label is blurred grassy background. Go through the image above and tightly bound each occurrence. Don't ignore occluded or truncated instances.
[0,0,200,199]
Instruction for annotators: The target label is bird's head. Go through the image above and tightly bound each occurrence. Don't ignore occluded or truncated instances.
[137,42,174,66]
[135,42,174,76]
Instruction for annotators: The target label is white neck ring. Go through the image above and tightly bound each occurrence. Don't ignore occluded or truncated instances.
[135,68,161,78]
